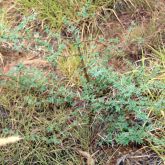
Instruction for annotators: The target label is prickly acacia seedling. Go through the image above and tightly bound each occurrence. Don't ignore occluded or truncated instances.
[0,0,165,164]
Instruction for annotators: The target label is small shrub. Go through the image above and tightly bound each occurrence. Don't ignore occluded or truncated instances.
[0,6,164,164]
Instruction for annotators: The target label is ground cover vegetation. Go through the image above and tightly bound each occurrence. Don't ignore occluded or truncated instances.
[0,0,165,164]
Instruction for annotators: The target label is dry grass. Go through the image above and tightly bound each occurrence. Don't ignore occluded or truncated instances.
[0,136,22,147]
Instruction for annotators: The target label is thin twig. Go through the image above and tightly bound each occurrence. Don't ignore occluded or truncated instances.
[77,45,90,82]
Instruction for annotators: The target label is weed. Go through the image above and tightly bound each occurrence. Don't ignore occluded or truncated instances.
[0,1,165,164]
